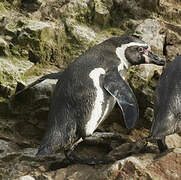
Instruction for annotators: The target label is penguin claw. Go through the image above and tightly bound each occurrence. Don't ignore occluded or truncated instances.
[153,148,174,161]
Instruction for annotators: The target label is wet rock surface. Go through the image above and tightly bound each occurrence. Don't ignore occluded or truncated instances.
[0,0,181,179]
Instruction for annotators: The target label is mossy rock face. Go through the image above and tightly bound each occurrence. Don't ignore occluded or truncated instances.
[94,0,113,27]
[13,20,67,66]
[110,0,150,27]
[127,64,163,128]
[19,0,42,12]
[58,0,93,24]
[138,0,160,11]
[160,0,181,24]
[0,57,33,97]
[0,2,9,15]
[0,37,10,56]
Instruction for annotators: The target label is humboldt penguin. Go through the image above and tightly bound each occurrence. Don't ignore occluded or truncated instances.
[150,55,181,152]
[14,35,165,162]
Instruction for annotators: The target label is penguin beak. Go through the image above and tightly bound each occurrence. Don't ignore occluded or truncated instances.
[144,50,165,66]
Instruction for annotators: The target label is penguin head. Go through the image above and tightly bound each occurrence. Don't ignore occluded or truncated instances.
[124,44,165,66]
[114,35,165,68]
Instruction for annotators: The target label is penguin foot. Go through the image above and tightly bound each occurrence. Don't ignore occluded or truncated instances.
[84,132,128,148]
[153,148,174,161]
[157,137,168,153]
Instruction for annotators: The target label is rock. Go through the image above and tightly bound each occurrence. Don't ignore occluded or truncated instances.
[127,64,163,128]
[53,165,98,180]
[0,3,8,16]
[17,20,66,65]
[164,24,181,61]
[0,36,9,56]
[110,0,150,27]
[166,134,181,149]
[9,78,57,115]
[65,18,96,46]
[160,0,181,24]
[0,139,19,155]
[0,57,33,97]
[16,176,35,180]
[94,0,113,26]
[146,149,181,179]
[138,0,160,11]
[42,149,181,179]
[64,0,92,22]
[134,19,165,55]
[0,16,6,36]
[107,140,147,160]
[19,0,42,12]
[64,17,97,63]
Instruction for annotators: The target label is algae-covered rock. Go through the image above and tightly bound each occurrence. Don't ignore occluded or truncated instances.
[94,0,113,26]
[138,0,160,11]
[127,64,163,128]
[52,0,93,24]
[0,37,9,56]
[160,0,181,24]
[16,20,66,65]
[0,57,33,97]
[19,0,42,12]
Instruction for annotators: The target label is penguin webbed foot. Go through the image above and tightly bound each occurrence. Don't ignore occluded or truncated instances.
[64,132,126,165]
[84,132,128,148]
[157,137,168,153]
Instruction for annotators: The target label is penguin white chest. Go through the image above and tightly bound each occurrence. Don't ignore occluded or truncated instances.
[85,68,106,136]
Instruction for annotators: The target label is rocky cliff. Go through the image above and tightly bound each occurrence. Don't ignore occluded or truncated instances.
[0,0,181,179]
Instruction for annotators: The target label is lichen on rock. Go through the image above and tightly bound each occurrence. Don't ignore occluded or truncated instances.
[0,57,33,97]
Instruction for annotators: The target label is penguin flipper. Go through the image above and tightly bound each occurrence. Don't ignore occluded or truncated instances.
[104,67,138,128]
[14,71,63,96]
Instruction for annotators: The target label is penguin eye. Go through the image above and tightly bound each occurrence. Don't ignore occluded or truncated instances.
[138,47,144,53]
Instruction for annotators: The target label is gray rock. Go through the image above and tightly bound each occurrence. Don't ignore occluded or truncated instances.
[164,26,181,60]
[166,134,181,149]
[16,175,35,180]
[65,18,96,46]
[9,78,57,115]
[0,139,19,154]
[134,19,165,55]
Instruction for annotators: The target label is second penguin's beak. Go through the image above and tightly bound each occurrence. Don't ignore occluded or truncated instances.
[143,49,165,66]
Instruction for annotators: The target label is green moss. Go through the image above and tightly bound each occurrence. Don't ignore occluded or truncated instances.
[0,1,10,14]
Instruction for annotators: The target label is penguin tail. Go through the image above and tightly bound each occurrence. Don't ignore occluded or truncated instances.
[14,71,63,96]
[36,144,53,157]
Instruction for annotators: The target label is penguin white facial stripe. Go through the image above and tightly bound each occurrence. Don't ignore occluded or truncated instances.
[86,68,106,135]
[116,42,148,71]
